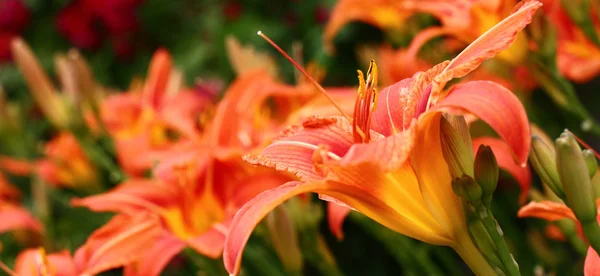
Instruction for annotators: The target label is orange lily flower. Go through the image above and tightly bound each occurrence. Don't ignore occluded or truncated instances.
[100,49,214,176]
[10,214,163,276]
[519,200,600,276]
[326,0,528,64]
[0,173,42,241]
[225,1,540,275]
[36,132,98,191]
[14,248,76,276]
[540,0,600,82]
[70,62,326,274]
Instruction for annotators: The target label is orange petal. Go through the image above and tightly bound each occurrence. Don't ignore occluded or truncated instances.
[0,202,42,234]
[244,116,354,182]
[123,233,186,276]
[472,137,531,203]
[585,246,600,276]
[14,249,76,276]
[74,214,163,275]
[0,156,33,176]
[71,179,176,215]
[435,80,530,166]
[187,225,227,258]
[159,91,211,140]
[0,173,21,200]
[328,203,351,240]
[142,49,172,108]
[432,0,542,97]
[517,201,576,221]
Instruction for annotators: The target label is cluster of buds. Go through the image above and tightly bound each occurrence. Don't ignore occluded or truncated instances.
[440,115,499,207]
[440,114,522,276]
[529,130,600,252]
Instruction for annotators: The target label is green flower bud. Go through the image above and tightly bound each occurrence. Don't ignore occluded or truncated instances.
[474,145,499,202]
[440,115,474,179]
[452,175,482,203]
[530,135,564,199]
[582,149,598,178]
[556,131,597,222]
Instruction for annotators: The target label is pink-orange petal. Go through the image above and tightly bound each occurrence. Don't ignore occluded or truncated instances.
[142,49,172,108]
[0,202,42,234]
[431,0,542,98]
[71,179,176,215]
[14,249,76,276]
[328,203,351,240]
[123,233,186,276]
[434,80,530,166]
[472,137,532,203]
[244,116,354,182]
[187,225,228,258]
[74,214,163,275]
[517,201,576,221]
[585,246,600,276]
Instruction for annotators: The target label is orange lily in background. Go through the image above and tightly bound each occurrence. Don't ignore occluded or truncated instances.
[36,132,98,191]
[14,248,76,276]
[100,49,214,176]
[325,0,529,64]
[0,173,42,244]
[540,0,600,82]
[225,1,540,275]
[519,200,600,276]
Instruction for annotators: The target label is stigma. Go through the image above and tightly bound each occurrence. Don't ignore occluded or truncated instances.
[352,60,379,143]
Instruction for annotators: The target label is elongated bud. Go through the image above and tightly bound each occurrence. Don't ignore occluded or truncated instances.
[556,131,597,222]
[474,145,499,203]
[530,135,565,199]
[11,38,70,129]
[266,206,303,273]
[440,115,474,178]
[592,171,600,199]
[452,175,482,203]
[582,150,598,178]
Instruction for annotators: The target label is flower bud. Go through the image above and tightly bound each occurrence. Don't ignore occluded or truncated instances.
[582,149,598,178]
[474,145,499,202]
[530,135,564,199]
[452,175,482,203]
[440,115,474,179]
[266,206,303,274]
[556,131,597,222]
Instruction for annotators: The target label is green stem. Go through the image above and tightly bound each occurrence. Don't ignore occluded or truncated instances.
[478,207,520,276]
[467,218,504,270]
[452,229,497,276]
[581,220,600,256]
[556,219,588,255]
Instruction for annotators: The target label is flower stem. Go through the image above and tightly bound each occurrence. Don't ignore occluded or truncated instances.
[478,207,520,276]
[581,220,600,256]
[452,229,497,276]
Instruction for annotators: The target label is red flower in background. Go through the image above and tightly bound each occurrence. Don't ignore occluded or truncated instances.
[56,0,143,58]
[0,0,30,62]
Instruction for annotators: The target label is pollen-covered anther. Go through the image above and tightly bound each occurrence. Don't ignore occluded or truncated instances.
[352,60,379,143]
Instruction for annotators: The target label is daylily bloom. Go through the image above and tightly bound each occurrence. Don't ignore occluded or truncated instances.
[71,55,331,274]
[519,200,600,276]
[100,49,214,176]
[540,0,600,82]
[326,0,529,65]
[10,214,163,276]
[225,1,540,275]
[36,132,98,191]
[14,248,76,276]
[0,172,42,241]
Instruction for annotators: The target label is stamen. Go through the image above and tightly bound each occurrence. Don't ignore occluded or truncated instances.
[257,31,351,122]
[352,60,379,143]
[0,260,17,276]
